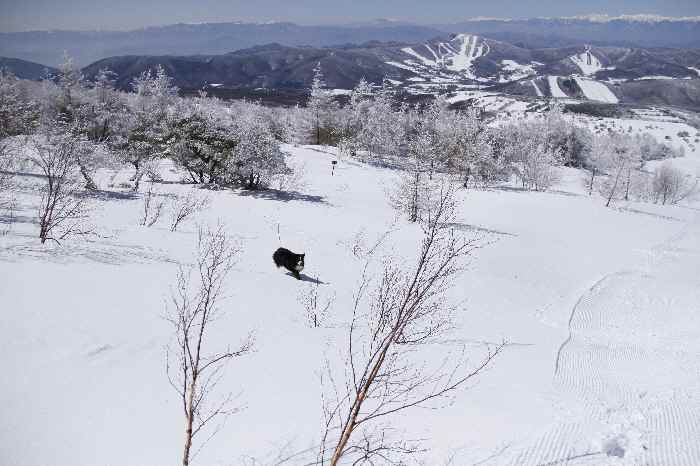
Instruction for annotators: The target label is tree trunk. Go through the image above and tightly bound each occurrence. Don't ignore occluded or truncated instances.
[79,163,98,191]
[605,166,624,207]
[588,167,596,195]
[182,379,197,466]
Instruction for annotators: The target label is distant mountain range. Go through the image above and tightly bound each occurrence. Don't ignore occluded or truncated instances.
[2,20,700,111]
[1,15,700,67]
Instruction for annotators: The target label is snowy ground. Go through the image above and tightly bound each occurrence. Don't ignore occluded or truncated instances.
[573,77,619,104]
[2,127,700,465]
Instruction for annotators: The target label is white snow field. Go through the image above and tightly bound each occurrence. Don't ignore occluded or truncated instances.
[548,76,569,98]
[395,34,489,80]
[574,77,620,104]
[570,49,604,76]
[2,134,700,465]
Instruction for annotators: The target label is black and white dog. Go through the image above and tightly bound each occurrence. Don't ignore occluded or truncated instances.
[273,247,305,280]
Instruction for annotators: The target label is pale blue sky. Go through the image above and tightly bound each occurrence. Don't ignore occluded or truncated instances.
[2,0,700,32]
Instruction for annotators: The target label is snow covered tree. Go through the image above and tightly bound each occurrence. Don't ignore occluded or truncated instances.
[501,123,563,191]
[165,105,237,184]
[307,63,338,145]
[438,108,498,188]
[0,69,40,137]
[110,108,165,192]
[594,133,640,206]
[131,64,179,114]
[109,68,177,191]
[83,68,124,143]
[361,82,405,158]
[651,162,698,205]
[225,113,289,189]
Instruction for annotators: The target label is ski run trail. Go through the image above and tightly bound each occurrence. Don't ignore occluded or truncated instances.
[574,77,620,104]
[548,76,569,98]
[2,117,700,465]
[508,210,700,465]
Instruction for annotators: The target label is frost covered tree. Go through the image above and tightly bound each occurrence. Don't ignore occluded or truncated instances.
[388,130,436,222]
[110,108,165,192]
[438,108,497,188]
[109,68,177,191]
[225,114,289,190]
[83,68,123,143]
[594,133,640,206]
[361,82,405,158]
[0,69,40,137]
[651,162,698,205]
[165,104,237,184]
[320,187,504,465]
[131,65,179,114]
[501,123,563,191]
[30,126,92,244]
[307,63,338,145]
[166,225,253,466]
[541,102,593,168]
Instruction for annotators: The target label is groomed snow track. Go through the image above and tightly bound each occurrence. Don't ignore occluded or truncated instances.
[506,213,700,465]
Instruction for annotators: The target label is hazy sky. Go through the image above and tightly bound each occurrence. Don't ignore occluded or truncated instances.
[2,0,700,32]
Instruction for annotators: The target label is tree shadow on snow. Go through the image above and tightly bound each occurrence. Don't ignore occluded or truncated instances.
[285,272,328,284]
[238,189,328,205]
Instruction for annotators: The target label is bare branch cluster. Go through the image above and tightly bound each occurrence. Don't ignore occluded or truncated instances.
[166,224,254,466]
[140,184,165,227]
[30,131,93,244]
[297,280,334,328]
[320,184,505,466]
[170,190,211,232]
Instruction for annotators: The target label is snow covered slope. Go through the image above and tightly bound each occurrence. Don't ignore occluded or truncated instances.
[548,75,569,98]
[2,125,700,464]
[574,77,620,103]
[570,47,604,75]
[394,34,490,80]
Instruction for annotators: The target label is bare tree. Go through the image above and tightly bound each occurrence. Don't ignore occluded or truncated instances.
[320,185,505,465]
[297,280,334,328]
[30,131,91,244]
[140,184,165,227]
[170,191,211,232]
[166,224,254,466]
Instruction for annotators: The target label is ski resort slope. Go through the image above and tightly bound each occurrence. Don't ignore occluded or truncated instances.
[549,76,569,98]
[1,136,700,465]
[395,34,489,80]
[574,77,620,104]
[570,49,604,76]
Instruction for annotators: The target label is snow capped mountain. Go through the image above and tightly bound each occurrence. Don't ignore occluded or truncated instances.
[557,14,700,23]
[397,34,490,79]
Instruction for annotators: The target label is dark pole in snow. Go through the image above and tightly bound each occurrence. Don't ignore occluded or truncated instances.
[331,160,337,176]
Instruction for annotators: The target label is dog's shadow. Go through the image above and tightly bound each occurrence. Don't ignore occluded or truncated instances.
[285,272,328,285]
